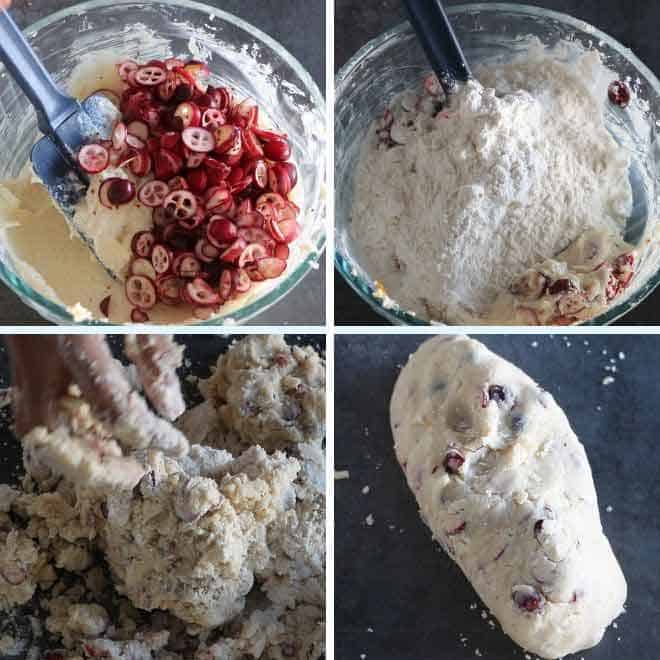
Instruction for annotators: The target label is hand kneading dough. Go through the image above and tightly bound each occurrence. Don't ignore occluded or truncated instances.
[390,336,626,659]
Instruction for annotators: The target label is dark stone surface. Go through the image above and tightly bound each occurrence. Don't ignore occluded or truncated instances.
[1,0,325,325]
[334,0,660,325]
[335,333,660,659]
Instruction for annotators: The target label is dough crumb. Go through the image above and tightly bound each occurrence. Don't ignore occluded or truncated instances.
[606,505,614,512]
[365,514,375,526]
[602,376,615,385]
[362,485,370,495]
[335,470,350,480]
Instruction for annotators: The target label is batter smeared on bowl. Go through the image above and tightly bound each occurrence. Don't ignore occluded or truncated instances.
[351,40,645,325]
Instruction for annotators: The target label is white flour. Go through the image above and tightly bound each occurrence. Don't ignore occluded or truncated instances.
[351,41,633,323]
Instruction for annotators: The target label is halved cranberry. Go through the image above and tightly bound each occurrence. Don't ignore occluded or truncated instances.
[157,274,183,304]
[157,72,178,102]
[262,137,291,161]
[219,269,232,299]
[232,267,251,293]
[233,98,259,128]
[442,450,464,474]
[512,586,545,613]
[274,243,290,260]
[130,256,157,280]
[99,295,111,317]
[205,157,231,183]
[220,238,248,263]
[195,238,220,263]
[608,80,631,108]
[112,122,127,150]
[99,178,135,208]
[128,150,152,177]
[238,242,269,267]
[202,108,226,130]
[214,124,242,156]
[131,308,150,322]
[154,149,183,179]
[238,227,275,250]
[236,210,265,229]
[160,131,180,150]
[117,60,139,81]
[184,61,210,93]
[205,184,231,212]
[167,175,189,191]
[207,216,237,246]
[173,252,201,278]
[277,218,300,244]
[268,162,293,196]
[488,385,507,403]
[174,101,202,129]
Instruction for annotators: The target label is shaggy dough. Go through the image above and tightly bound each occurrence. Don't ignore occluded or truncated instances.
[390,336,626,659]
[0,335,326,660]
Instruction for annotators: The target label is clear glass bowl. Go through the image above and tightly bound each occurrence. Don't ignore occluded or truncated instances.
[0,0,326,325]
[335,3,660,325]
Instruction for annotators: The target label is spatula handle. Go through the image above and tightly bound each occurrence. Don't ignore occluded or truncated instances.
[0,9,79,136]
[402,0,471,93]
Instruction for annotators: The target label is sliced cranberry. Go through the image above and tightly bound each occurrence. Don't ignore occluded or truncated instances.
[78,144,109,173]
[173,252,201,278]
[277,218,301,244]
[156,274,183,304]
[167,175,189,191]
[219,269,232,299]
[220,238,248,263]
[195,238,220,263]
[174,101,201,129]
[202,108,226,130]
[182,126,215,152]
[151,244,171,274]
[512,586,545,613]
[163,190,197,220]
[253,127,288,142]
[125,274,157,309]
[243,129,264,158]
[187,168,208,193]
[268,162,293,196]
[608,80,631,108]
[204,184,231,212]
[138,180,169,207]
[184,61,210,93]
[214,124,242,156]
[236,210,265,229]
[135,65,167,86]
[185,277,220,305]
[442,450,464,474]
[160,131,180,150]
[131,230,156,257]
[238,227,275,251]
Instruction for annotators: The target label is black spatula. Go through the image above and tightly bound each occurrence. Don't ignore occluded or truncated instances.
[402,0,471,94]
[0,8,122,278]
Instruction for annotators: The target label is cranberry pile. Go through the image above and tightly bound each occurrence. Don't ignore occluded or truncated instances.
[77,58,301,322]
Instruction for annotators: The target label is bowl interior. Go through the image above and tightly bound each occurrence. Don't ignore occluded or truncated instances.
[335,3,660,325]
[0,0,325,325]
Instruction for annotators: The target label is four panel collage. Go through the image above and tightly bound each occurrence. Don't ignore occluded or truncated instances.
[0,0,657,659]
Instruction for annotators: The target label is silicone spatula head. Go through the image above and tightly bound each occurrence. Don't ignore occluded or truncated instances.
[0,9,122,280]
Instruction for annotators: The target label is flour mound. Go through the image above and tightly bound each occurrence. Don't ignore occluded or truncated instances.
[352,42,633,322]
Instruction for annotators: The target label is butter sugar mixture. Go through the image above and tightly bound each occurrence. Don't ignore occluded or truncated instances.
[0,335,325,660]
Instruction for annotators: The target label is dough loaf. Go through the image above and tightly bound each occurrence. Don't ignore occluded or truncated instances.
[390,336,626,659]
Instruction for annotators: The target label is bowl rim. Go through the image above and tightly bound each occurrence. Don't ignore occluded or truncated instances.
[335,2,660,326]
[6,0,326,326]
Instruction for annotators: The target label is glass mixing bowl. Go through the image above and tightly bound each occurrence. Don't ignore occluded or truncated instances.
[0,0,326,325]
[335,3,660,325]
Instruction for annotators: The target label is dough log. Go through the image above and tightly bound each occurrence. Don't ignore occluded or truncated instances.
[390,336,626,659]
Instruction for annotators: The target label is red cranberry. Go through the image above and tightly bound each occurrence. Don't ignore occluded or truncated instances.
[512,586,545,612]
[443,450,464,474]
[548,278,574,295]
[608,80,631,108]
[107,178,135,205]
[488,384,507,403]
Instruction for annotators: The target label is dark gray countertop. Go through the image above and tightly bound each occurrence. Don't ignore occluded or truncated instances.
[334,0,660,325]
[3,0,325,326]
[335,334,660,659]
